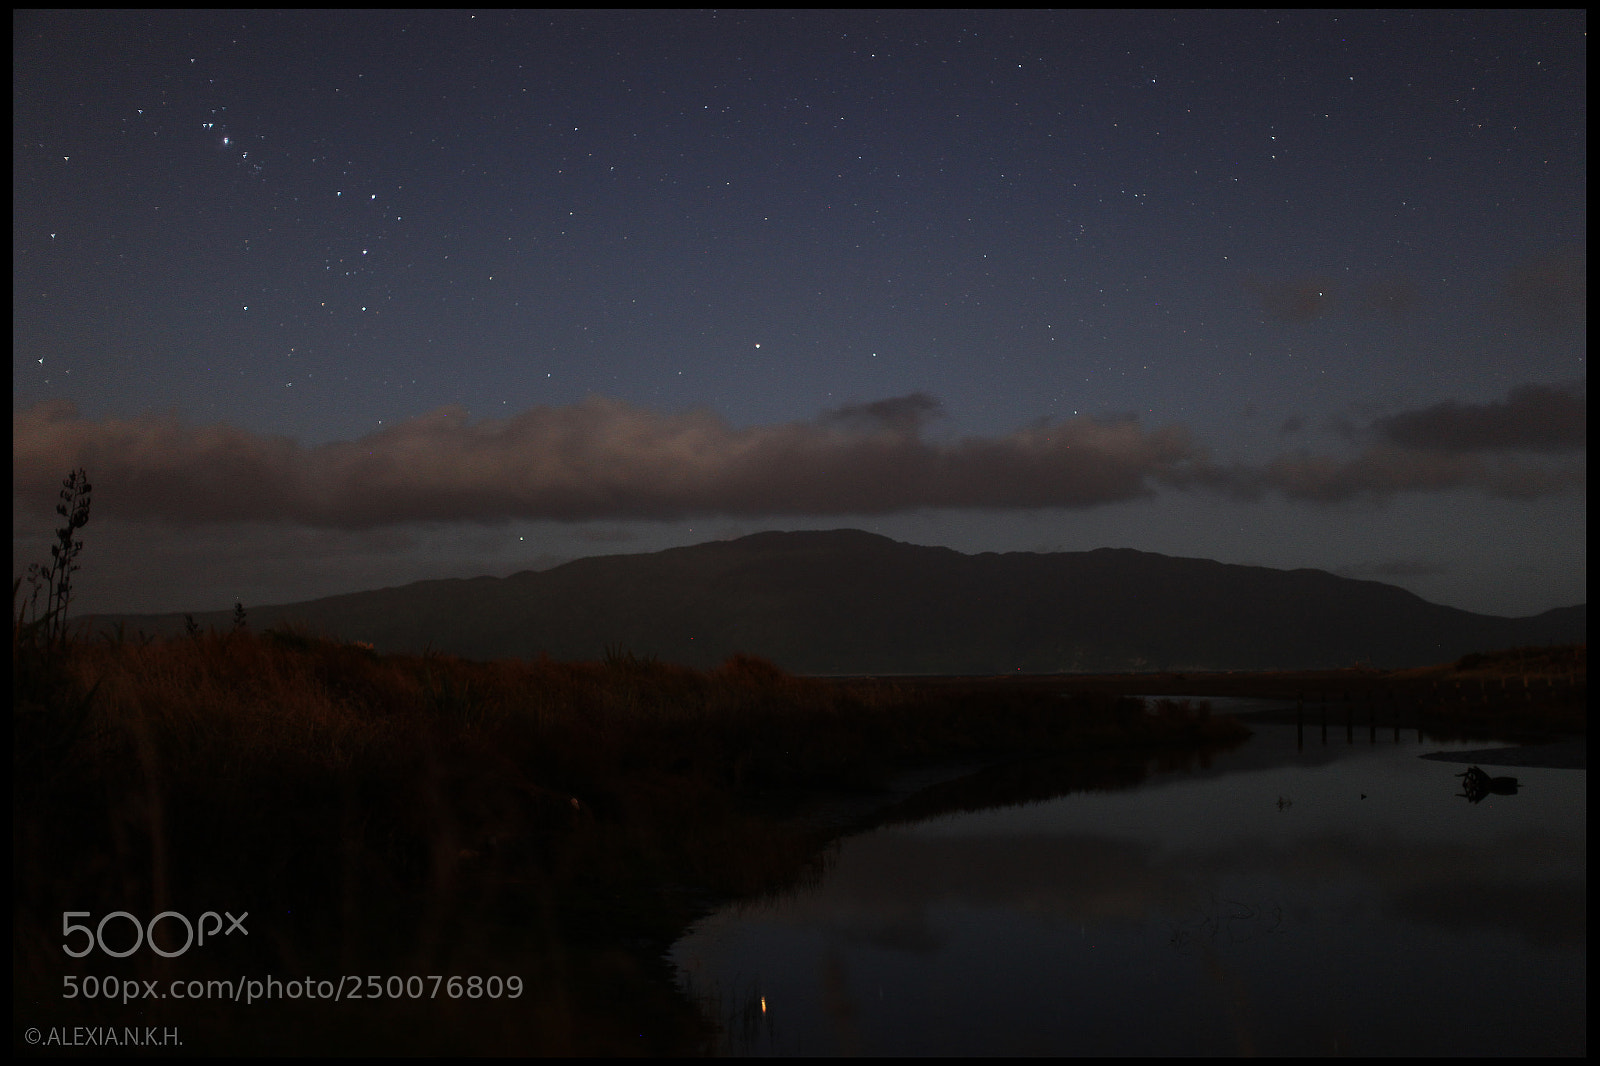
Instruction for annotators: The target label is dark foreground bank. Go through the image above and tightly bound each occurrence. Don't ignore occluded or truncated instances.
[14,628,1249,1056]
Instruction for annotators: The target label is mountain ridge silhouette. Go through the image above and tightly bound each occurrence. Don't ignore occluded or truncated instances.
[83,529,1585,673]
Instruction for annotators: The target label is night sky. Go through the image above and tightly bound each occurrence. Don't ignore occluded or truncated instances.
[13,10,1586,620]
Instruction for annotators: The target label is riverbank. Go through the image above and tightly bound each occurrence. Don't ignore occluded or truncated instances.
[829,643,1585,739]
[13,629,1249,1055]
[1417,735,1587,770]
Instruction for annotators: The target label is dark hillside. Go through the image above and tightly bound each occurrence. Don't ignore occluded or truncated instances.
[85,530,1586,673]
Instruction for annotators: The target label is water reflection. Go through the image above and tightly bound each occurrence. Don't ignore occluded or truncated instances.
[671,710,1586,1056]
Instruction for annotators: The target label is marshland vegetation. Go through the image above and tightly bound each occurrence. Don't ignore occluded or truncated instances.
[15,469,1574,1052]
[14,598,1246,1053]
[1025,643,1585,739]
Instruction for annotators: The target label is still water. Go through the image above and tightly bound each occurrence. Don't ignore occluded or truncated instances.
[670,701,1586,1056]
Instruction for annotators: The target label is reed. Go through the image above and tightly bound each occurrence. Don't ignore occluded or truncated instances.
[14,628,1250,1051]
[13,468,1249,1052]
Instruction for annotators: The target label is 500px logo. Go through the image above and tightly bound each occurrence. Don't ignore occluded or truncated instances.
[63,911,248,959]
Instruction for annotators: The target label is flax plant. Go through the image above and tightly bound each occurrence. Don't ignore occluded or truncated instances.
[16,467,92,649]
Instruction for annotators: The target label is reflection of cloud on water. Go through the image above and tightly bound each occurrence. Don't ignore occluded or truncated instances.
[1297,833,1582,949]
[1389,878,1582,949]
[1158,829,1584,949]
[770,831,1191,944]
[833,915,947,954]
[764,819,1582,953]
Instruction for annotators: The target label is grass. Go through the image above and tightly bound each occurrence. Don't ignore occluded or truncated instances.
[13,468,1563,1051]
[13,623,1249,1054]
[1026,644,1586,740]
[1440,643,1585,680]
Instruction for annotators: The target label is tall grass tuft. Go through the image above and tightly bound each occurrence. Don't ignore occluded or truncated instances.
[12,472,1259,1052]
[14,627,1254,1053]
[16,467,92,650]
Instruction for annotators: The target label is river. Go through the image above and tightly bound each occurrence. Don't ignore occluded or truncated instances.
[669,699,1586,1055]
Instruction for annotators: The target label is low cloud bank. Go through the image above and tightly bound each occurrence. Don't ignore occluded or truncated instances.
[1259,445,1584,503]
[1374,381,1585,454]
[1262,380,1586,502]
[14,383,1584,526]
[12,394,1208,528]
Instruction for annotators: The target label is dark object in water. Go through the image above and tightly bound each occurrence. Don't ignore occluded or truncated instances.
[1455,765,1520,804]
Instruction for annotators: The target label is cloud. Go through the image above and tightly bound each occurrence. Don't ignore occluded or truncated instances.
[820,391,944,435]
[1373,381,1586,453]
[1245,275,1335,321]
[1246,272,1422,322]
[17,383,1583,528]
[12,395,1213,528]
[1256,382,1586,502]
[1262,447,1584,503]
[1502,252,1586,329]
